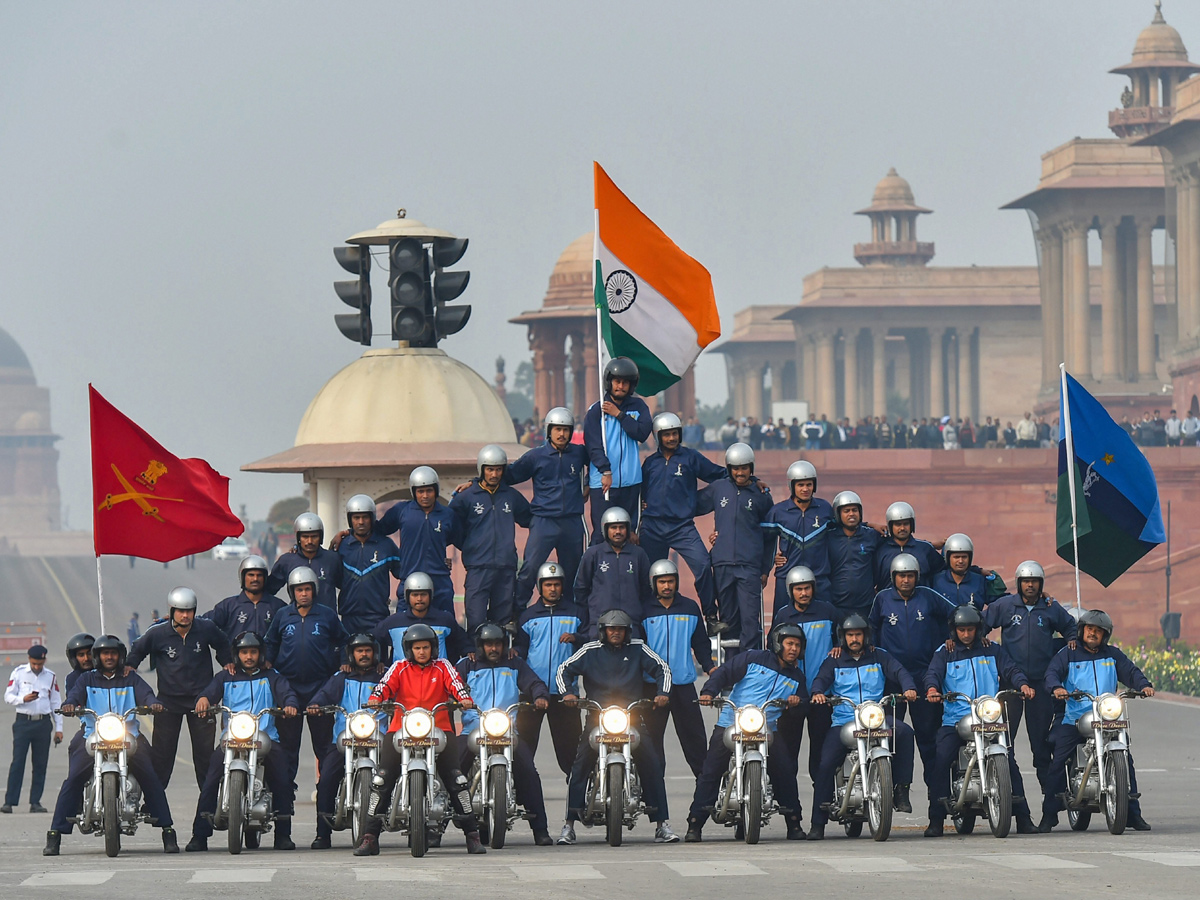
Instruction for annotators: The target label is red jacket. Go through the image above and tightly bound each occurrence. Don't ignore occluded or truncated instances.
[370,658,471,733]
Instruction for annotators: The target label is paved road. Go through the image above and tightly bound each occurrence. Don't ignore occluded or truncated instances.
[0,692,1197,898]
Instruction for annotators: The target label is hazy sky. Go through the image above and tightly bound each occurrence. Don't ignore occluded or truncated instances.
[2,1,1193,525]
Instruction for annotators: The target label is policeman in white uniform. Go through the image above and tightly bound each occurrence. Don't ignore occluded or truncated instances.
[3,645,62,813]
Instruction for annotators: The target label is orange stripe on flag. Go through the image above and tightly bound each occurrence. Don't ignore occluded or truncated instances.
[594,162,720,348]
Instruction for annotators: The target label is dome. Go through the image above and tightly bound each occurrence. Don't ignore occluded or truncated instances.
[855,168,932,215]
[0,327,32,371]
[1132,4,1188,63]
[14,410,49,433]
[540,232,594,309]
[294,346,514,446]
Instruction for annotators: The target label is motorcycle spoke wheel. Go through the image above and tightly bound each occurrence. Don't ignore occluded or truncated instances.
[985,757,1012,838]
[1104,750,1129,835]
[866,758,893,842]
[352,769,371,847]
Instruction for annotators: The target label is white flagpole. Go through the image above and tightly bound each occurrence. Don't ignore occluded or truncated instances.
[95,555,107,635]
[594,210,610,503]
[1059,363,1083,610]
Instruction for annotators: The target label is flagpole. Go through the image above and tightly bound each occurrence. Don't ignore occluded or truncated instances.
[594,209,610,504]
[1059,363,1083,610]
[95,555,107,635]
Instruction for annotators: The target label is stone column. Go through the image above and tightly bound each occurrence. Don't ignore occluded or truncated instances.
[1062,222,1075,368]
[1136,217,1156,379]
[814,332,837,419]
[1178,169,1194,344]
[1100,217,1122,381]
[1122,220,1138,379]
[957,328,973,420]
[929,327,945,418]
[570,334,587,414]
[746,361,764,421]
[803,336,817,411]
[1039,227,1064,386]
[582,335,600,409]
[313,478,339,542]
[843,329,859,421]
[1190,164,1200,344]
[1065,222,1092,378]
[872,328,887,419]
[533,347,552,420]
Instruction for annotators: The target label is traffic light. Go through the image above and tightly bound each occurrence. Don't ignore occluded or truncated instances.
[389,237,432,344]
[431,236,471,340]
[333,245,372,345]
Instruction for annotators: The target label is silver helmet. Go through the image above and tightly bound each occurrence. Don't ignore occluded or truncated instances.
[649,558,679,584]
[600,506,631,532]
[544,407,575,431]
[785,566,816,590]
[536,562,565,592]
[286,566,318,601]
[786,460,818,490]
[345,494,376,528]
[408,465,440,496]
[1014,559,1045,583]
[885,501,916,529]
[652,412,683,442]
[403,571,435,601]
[167,586,198,612]
[831,490,863,518]
[724,442,755,472]
[943,533,974,562]
[476,443,508,477]
[238,555,269,589]
[293,512,324,538]
[890,553,921,579]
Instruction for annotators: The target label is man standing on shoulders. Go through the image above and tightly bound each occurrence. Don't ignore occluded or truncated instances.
[584,358,652,541]
[267,513,342,611]
[762,461,834,610]
[205,555,286,642]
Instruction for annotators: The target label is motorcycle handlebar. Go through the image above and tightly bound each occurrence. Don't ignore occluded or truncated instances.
[1067,689,1148,701]
[56,707,155,719]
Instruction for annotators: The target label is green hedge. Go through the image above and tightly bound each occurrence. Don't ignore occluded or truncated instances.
[1120,640,1200,697]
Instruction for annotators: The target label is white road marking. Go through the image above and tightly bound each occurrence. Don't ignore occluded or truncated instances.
[664,860,765,877]
[355,868,440,881]
[975,854,1094,869]
[814,857,920,873]
[189,868,277,883]
[23,872,115,887]
[1115,852,1200,867]
[509,864,604,881]
[1137,768,1167,773]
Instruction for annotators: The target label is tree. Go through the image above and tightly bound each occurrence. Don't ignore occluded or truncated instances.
[266,496,309,533]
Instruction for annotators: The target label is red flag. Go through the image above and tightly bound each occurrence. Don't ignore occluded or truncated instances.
[90,385,244,561]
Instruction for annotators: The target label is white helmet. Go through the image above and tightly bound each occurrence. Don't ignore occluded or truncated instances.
[885,501,916,530]
[544,407,575,430]
[167,586,198,612]
[649,558,679,584]
[785,566,816,590]
[477,444,508,477]
[536,562,565,594]
[890,553,921,581]
[346,494,376,528]
[787,460,818,491]
[724,442,754,473]
[831,491,862,518]
[286,566,318,601]
[1014,559,1045,583]
[293,512,324,538]
[408,465,440,496]
[403,571,435,601]
[652,412,683,442]
[943,533,974,562]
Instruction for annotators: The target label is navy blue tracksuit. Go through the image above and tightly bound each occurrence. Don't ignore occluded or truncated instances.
[127,618,231,789]
[763,497,835,611]
[869,585,957,790]
[372,607,472,666]
[827,525,882,619]
[874,536,944,590]
[930,568,993,610]
[697,477,774,650]
[583,393,652,540]
[377,500,460,613]
[337,532,403,634]
[641,595,714,778]
[449,480,533,632]
[514,599,585,776]
[639,446,726,616]
[573,540,652,638]
[204,591,287,643]
[266,547,343,610]
[984,594,1076,794]
[506,442,589,608]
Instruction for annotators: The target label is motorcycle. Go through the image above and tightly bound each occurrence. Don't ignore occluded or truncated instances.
[708,621,742,669]
[942,690,1021,838]
[1063,689,1146,835]
[569,698,654,846]
[701,697,789,844]
[825,695,899,841]
[60,706,156,858]
[208,705,287,854]
[312,703,385,847]
[376,701,457,858]
[466,701,534,849]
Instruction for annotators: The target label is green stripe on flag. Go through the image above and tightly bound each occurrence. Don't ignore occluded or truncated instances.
[1055,464,1154,587]
[595,259,682,396]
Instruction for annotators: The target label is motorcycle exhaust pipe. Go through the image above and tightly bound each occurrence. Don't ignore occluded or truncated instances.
[953,754,978,814]
[1071,754,1095,810]
[836,759,862,819]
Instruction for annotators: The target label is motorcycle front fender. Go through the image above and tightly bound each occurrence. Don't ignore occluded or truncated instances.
[983,743,1010,758]
[227,758,252,774]
[867,745,893,762]
[97,760,122,776]
[741,749,765,765]
[405,758,429,774]
[352,756,377,771]
[487,754,509,770]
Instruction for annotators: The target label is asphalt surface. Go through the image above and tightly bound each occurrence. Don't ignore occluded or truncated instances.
[1,685,1197,899]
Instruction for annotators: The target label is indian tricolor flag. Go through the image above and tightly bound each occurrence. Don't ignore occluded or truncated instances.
[593,162,720,395]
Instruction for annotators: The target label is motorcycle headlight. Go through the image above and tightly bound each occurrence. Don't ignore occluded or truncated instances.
[974,697,1004,724]
[600,707,629,735]
[857,702,885,730]
[482,710,511,738]
[736,706,765,734]
[1097,694,1125,722]
[404,710,433,739]
[229,712,257,741]
[95,713,126,743]
[349,712,378,739]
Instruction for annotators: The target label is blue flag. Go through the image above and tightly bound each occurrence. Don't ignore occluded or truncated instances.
[1056,371,1164,587]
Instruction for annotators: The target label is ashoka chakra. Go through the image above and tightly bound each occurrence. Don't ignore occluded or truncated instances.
[605,269,638,313]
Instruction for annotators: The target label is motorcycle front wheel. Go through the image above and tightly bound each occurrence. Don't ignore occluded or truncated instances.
[487,765,507,850]
[984,756,1012,838]
[1068,806,1092,831]
[352,769,372,847]
[742,760,763,845]
[409,770,428,858]
[606,762,625,847]
[227,770,247,854]
[102,771,121,858]
[1104,749,1130,835]
[866,758,893,842]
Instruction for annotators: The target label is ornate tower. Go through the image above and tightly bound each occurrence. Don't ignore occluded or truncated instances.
[1109,2,1200,139]
[853,168,935,267]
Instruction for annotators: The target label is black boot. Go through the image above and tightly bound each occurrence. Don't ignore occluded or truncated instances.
[274,821,295,851]
[1128,813,1152,831]
[185,835,208,852]
[894,784,912,813]
[353,834,379,856]
[310,835,332,850]
[786,819,807,840]
[1016,812,1038,835]
[162,827,180,853]
[924,820,944,837]
[1037,813,1058,833]
[42,830,60,857]
[806,823,825,841]
[465,831,487,854]
[533,829,553,846]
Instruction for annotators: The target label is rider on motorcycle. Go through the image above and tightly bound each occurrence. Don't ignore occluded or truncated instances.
[45,635,175,857]
[358,624,486,857]
[1040,608,1154,832]
[806,613,918,840]
[306,633,387,849]
[684,622,807,843]
[456,623,553,845]
[922,606,1037,836]
[185,632,299,852]
[556,609,676,845]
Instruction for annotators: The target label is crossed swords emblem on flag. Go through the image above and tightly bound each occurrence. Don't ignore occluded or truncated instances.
[97,461,183,523]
